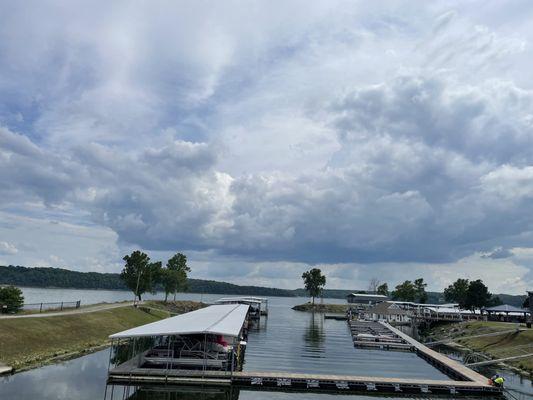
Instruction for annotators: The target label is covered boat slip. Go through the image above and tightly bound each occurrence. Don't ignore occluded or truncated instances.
[107,304,501,397]
[108,304,250,375]
[213,297,268,318]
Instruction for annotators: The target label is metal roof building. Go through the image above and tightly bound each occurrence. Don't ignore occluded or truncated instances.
[110,304,249,339]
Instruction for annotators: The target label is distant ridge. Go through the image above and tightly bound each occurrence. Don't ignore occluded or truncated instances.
[0,265,294,297]
[0,265,526,305]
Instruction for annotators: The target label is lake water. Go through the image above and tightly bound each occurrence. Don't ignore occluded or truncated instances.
[1,288,530,399]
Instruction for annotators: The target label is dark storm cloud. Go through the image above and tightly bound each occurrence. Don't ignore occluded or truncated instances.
[1,0,533,295]
[3,74,533,265]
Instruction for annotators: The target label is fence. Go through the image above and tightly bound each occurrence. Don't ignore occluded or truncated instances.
[22,300,81,313]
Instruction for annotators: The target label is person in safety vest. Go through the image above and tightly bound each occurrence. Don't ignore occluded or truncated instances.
[490,374,505,387]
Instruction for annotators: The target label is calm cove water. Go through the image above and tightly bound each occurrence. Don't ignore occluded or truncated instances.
[1,288,530,399]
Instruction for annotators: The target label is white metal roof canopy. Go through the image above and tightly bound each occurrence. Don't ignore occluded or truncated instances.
[109,304,249,339]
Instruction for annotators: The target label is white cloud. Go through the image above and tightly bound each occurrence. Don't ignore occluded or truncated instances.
[0,241,18,255]
[1,1,533,294]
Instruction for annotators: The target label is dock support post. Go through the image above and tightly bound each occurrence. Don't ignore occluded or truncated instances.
[203,333,208,378]
[107,339,113,371]
[165,335,172,380]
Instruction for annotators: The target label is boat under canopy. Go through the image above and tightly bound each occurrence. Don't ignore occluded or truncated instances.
[213,297,268,318]
[107,304,251,376]
[110,304,250,339]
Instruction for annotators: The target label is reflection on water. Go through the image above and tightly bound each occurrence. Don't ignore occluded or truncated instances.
[106,385,240,400]
[0,292,524,399]
[243,300,449,379]
[303,312,324,356]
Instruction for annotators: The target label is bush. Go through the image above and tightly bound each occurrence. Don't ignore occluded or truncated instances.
[0,285,24,313]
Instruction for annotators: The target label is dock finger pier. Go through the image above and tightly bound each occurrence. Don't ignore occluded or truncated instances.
[106,299,501,397]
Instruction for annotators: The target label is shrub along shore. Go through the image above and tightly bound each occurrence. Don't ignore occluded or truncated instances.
[0,300,204,372]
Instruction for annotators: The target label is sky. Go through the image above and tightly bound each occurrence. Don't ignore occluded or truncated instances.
[1,1,533,294]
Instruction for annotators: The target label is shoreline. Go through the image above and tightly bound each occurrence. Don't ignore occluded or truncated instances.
[0,300,203,373]
[427,321,533,379]
[439,341,532,378]
[292,302,349,313]
[11,343,110,375]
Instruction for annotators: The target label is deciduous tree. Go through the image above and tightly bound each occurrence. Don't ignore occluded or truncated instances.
[121,251,161,301]
[414,278,428,304]
[464,279,492,311]
[0,285,24,313]
[166,252,190,301]
[391,280,417,302]
[368,278,381,293]
[376,283,389,297]
[302,268,326,305]
[444,278,470,308]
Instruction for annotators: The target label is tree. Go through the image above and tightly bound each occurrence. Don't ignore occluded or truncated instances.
[161,269,178,303]
[166,252,191,301]
[524,296,530,309]
[392,281,413,301]
[120,251,161,301]
[414,278,428,304]
[488,296,503,307]
[376,283,389,297]
[391,280,417,302]
[464,279,492,311]
[368,278,381,293]
[444,278,470,308]
[301,268,326,305]
[0,285,24,313]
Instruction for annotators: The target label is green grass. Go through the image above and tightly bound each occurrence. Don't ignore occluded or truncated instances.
[0,302,200,370]
[143,300,206,315]
[430,321,533,372]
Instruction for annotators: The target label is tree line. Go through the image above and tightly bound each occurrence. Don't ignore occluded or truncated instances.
[371,277,502,309]
[300,268,506,311]
[0,264,295,297]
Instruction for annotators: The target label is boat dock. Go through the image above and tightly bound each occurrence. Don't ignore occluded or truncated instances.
[106,308,501,397]
[350,320,414,351]
[109,367,500,396]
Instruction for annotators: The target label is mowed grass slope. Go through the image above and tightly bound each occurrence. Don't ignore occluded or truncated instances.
[431,321,533,372]
[0,306,166,370]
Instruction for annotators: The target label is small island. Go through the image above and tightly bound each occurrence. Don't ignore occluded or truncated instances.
[292,302,349,313]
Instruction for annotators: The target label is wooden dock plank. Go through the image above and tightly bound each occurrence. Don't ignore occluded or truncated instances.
[108,368,500,396]
[380,322,490,385]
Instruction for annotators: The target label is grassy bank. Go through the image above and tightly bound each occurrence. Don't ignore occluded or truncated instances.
[428,321,533,374]
[0,301,203,371]
[292,302,349,313]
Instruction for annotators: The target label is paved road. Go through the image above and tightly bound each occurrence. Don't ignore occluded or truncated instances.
[0,301,141,319]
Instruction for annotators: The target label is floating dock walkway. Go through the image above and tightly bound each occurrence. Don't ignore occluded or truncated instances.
[108,319,501,396]
[108,368,500,396]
